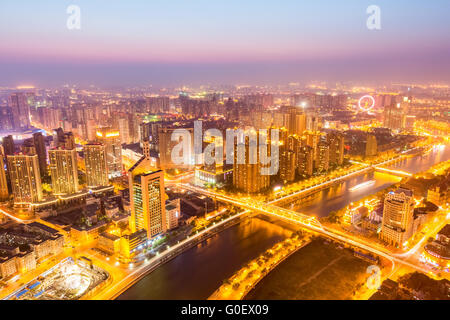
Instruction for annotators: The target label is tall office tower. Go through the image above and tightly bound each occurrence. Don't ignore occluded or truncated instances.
[297,145,314,177]
[2,135,15,156]
[84,143,109,188]
[9,93,30,129]
[232,130,270,193]
[48,148,79,195]
[365,134,378,157]
[32,132,47,176]
[7,154,43,205]
[158,127,194,170]
[383,102,408,131]
[327,132,344,166]
[0,149,8,201]
[129,167,166,240]
[95,128,123,178]
[380,187,415,247]
[315,141,330,173]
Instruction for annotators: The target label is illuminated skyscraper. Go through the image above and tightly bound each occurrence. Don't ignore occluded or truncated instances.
[279,133,299,183]
[380,188,415,247]
[9,93,30,129]
[7,154,43,205]
[297,145,314,177]
[129,163,166,240]
[0,148,8,201]
[84,143,109,188]
[48,148,79,195]
[232,129,270,193]
[327,132,344,166]
[96,128,123,178]
[33,132,47,176]
[365,134,378,157]
[315,141,330,173]
[2,135,15,156]
[383,102,407,131]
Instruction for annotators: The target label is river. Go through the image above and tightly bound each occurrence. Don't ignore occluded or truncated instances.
[118,145,449,299]
[117,216,295,300]
[295,144,450,217]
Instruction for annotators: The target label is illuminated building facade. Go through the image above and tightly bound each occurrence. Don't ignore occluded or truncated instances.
[84,143,109,188]
[365,134,378,157]
[129,166,166,240]
[383,103,407,131]
[158,127,194,169]
[327,132,344,166]
[232,130,270,193]
[33,132,47,176]
[380,188,414,247]
[2,135,15,156]
[165,198,180,230]
[315,141,330,173]
[297,145,314,177]
[48,148,79,195]
[9,93,30,129]
[96,128,123,178]
[0,149,9,201]
[7,154,43,205]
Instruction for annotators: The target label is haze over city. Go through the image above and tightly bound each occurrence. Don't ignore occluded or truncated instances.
[1,0,450,86]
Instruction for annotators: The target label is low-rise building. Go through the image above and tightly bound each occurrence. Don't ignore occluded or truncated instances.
[97,232,120,255]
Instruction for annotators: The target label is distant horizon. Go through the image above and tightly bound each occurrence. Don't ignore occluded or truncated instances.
[1,0,449,86]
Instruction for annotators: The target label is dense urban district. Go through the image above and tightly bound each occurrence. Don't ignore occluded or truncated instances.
[0,83,449,300]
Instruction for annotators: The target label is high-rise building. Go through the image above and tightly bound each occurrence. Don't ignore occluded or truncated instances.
[33,132,47,176]
[279,133,299,183]
[297,145,314,177]
[306,132,321,160]
[327,132,344,166]
[7,154,43,205]
[380,187,415,247]
[365,134,378,157]
[9,93,30,129]
[53,128,75,150]
[129,167,166,240]
[21,138,36,157]
[0,148,8,201]
[84,143,109,188]
[275,106,306,136]
[315,141,330,173]
[383,103,408,131]
[96,128,123,178]
[48,148,79,195]
[232,130,270,193]
[2,135,15,156]
[158,127,194,170]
